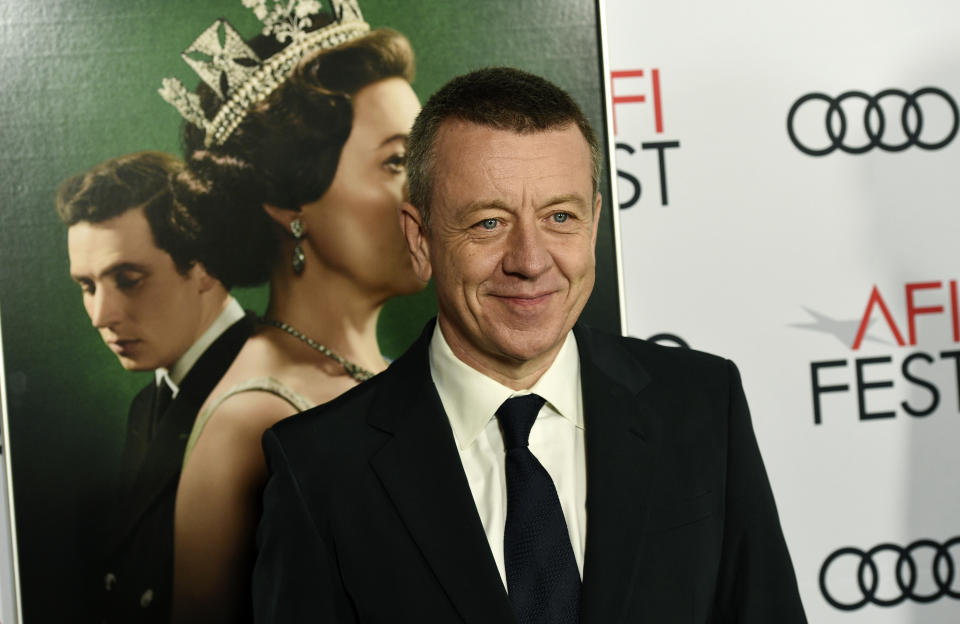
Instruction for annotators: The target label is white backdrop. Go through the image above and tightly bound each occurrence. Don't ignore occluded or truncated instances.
[607,1,960,621]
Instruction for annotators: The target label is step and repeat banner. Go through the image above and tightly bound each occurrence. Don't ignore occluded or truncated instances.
[608,0,960,621]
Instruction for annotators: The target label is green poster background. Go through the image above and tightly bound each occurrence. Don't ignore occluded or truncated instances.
[0,0,618,620]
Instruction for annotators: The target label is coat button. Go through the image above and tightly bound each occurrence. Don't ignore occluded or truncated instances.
[104,573,116,591]
[140,589,154,607]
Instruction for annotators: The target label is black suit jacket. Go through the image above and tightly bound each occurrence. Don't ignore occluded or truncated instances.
[253,321,807,623]
[96,313,254,624]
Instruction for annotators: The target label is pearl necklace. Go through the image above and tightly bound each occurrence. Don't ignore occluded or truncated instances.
[259,317,375,382]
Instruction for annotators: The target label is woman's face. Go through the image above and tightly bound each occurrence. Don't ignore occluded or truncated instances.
[301,76,425,298]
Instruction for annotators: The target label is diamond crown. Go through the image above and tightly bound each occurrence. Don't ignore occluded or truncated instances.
[159,0,369,147]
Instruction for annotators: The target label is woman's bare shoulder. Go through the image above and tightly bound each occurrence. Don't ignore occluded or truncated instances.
[205,389,301,439]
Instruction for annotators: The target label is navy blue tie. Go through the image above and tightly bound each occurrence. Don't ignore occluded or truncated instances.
[496,394,581,624]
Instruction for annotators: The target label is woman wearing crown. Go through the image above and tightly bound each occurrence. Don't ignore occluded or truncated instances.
[161,1,425,621]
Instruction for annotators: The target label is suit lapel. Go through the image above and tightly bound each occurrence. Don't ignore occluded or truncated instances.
[576,326,661,623]
[368,322,516,624]
[366,322,660,623]
[118,384,155,494]
[106,395,199,550]
[106,314,255,553]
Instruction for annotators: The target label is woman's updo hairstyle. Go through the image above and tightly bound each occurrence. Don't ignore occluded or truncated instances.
[172,23,415,289]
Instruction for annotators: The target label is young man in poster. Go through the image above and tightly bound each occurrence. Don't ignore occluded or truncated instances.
[56,151,253,623]
[252,68,806,622]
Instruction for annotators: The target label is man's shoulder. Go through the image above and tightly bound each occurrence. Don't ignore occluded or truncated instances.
[177,312,256,399]
[203,311,257,363]
[574,324,740,403]
[269,338,429,450]
[273,368,385,432]
[261,355,428,493]
[576,324,731,377]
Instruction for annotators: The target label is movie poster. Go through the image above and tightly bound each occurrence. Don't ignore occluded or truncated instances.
[0,0,618,620]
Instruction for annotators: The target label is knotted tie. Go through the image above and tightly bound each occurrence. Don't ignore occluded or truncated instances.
[496,394,581,624]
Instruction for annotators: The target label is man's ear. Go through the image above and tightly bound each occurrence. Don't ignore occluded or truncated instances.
[191,262,218,294]
[262,203,300,234]
[399,202,432,283]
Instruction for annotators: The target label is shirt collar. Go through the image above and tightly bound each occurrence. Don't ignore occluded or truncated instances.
[154,296,244,397]
[428,322,582,451]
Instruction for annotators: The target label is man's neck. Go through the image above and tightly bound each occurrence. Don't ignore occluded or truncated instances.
[436,317,564,391]
[159,292,239,388]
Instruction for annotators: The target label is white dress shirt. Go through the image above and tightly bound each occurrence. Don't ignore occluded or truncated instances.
[154,296,245,396]
[428,323,586,587]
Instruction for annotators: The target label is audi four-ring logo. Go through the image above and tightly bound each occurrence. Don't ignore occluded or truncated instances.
[787,88,959,155]
[819,537,960,610]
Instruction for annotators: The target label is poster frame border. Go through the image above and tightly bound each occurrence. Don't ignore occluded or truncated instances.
[0,303,24,624]
[596,0,628,336]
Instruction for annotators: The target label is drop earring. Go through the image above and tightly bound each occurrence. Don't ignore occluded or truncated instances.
[291,217,305,275]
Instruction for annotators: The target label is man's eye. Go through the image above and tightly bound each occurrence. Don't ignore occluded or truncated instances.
[552,212,570,223]
[115,273,143,291]
[77,280,95,295]
[479,218,499,230]
[383,153,406,174]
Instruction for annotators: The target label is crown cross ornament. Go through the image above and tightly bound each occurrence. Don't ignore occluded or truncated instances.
[159,0,368,147]
[183,19,261,100]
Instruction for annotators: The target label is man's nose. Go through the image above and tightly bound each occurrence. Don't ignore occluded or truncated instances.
[87,289,122,328]
[501,218,551,279]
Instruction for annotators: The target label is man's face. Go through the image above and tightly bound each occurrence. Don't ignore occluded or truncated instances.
[409,120,600,377]
[68,207,212,371]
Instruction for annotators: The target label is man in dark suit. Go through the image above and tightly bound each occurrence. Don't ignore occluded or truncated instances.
[252,68,806,622]
[57,151,253,623]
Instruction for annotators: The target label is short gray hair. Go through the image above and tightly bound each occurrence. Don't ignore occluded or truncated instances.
[406,67,601,227]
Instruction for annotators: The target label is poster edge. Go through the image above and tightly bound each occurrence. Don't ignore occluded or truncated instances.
[0,303,24,624]
[595,0,627,336]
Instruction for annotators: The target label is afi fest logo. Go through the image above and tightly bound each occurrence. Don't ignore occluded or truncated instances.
[787,87,959,156]
[610,69,681,208]
[795,280,960,424]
